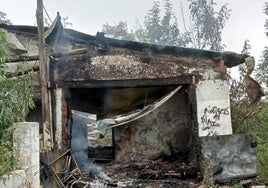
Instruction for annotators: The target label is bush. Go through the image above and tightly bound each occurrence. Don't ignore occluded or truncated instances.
[0,29,34,176]
[230,74,268,183]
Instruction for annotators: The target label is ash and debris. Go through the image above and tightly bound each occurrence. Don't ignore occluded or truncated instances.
[89,54,182,80]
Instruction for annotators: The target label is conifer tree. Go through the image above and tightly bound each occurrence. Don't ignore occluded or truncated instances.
[0,11,11,25]
[255,2,268,88]
[188,0,230,51]
[144,0,162,44]
[102,21,133,40]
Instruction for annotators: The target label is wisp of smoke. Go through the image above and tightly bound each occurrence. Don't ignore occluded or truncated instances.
[71,110,112,181]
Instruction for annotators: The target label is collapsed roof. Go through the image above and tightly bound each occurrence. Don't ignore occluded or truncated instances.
[1,14,249,84]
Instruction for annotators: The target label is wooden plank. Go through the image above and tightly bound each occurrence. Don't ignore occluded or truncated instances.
[50,48,88,58]
[6,60,39,73]
[36,0,53,150]
[5,55,39,63]
[51,76,193,89]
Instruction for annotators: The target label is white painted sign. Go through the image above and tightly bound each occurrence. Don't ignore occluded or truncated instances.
[196,80,232,137]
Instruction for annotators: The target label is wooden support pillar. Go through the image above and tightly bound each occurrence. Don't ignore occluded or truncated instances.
[36,0,53,150]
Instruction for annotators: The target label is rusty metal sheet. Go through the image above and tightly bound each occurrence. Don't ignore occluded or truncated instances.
[200,134,258,183]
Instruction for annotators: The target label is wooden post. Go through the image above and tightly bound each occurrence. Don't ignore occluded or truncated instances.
[36,0,53,150]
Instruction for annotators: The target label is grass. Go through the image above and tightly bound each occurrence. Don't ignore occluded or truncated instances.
[250,103,268,183]
[0,128,18,176]
[232,100,268,184]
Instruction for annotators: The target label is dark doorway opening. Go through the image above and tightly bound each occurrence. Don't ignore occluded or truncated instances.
[69,85,197,181]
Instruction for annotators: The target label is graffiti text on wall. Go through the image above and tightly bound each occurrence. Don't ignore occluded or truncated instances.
[201,106,229,129]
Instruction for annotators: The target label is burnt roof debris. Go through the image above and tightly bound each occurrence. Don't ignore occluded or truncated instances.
[0,24,39,35]
[0,17,248,69]
[44,12,63,44]
[221,52,249,68]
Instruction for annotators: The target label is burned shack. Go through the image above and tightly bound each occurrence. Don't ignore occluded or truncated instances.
[1,15,259,186]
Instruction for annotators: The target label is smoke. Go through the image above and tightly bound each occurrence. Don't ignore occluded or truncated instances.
[71,110,112,181]
[72,151,111,181]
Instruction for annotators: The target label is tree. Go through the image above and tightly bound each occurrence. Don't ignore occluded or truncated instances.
[0,11,11,25]
[101,0,230,50]
[239,39,251,76]
[143,0,187,46]
[102,0,187,46]
[187,0,231,51]
[255,2,268,88]
[102,21,133,40]
[144,0,162,44]
[160,0,173,45]
[160,0,185,46]
[256,48,268,88]
[131,19,148,42]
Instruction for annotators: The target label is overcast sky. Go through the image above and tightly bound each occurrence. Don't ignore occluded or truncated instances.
[1,0,267,64]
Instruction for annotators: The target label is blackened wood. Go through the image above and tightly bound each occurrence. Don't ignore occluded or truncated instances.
[50,48,88,58]
[88,146,114,161]
[51,76,192,89]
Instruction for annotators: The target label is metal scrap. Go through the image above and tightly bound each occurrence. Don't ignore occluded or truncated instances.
[48,149,90,188]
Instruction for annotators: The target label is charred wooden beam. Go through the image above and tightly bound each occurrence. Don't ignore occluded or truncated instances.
[50,48,88,58]
[5,48,88,64]
[51,76,193,89]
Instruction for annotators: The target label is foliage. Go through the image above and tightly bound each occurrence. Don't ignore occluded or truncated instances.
[102,21,134,40]
[144,0,162,44]
[251,103,268,183]
[0,128,17,176]
[228,37,268,183]
[249,4,268,181]
[0,30,34,176]
[231,101,268,184]
[160,0,173,45]
[264,2,268,36]
[238,40,251,77]
[187,0,231,51]
[201,158,216,187]
[0,11,11,25]
[228,40,250,106]
[256,47,268,88]
[230,76,268,184]
[160,0,186,46]
[62,16,73,28]
[101,0,229,50]
[101,0,188,46]
[230,79,268,184]
[256,2,268,88]
[143,0,188,46]
[131,20,148,43]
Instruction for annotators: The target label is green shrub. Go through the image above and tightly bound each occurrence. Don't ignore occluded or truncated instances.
[250,102,268,183]
[231,99,268,183]
[0,29,34,176]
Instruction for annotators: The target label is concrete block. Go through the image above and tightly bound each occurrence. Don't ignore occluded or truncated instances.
[0,170,29,188]
[13,122,39,188]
